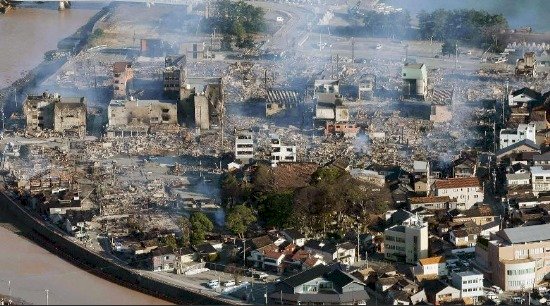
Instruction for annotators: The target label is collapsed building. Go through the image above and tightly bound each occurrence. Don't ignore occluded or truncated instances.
[113,61,133,99]
[515,52,537,77]
[23,92,87,137]
[358,74,376,101]
[265,89,300,117]
[180,76,223,130]
[402,63,428,100]
[106,99,178,137]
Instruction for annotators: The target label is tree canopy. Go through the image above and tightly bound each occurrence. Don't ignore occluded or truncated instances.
[190,212,214,245]
[226,204,256,238]
[418,9,509,51]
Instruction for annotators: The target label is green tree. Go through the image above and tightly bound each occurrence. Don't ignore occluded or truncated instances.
[226,204,256,238]
[258,192,294,229]
[190,212,214,245]
[164,235,178,251]
[221,173,241,207]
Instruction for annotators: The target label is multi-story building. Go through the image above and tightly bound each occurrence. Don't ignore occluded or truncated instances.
[234,130,254,163]
[402,63,428,100]
[23,93,87,137]
[451,270,484,303]
[433,177,484,210]
[180,77,223,130]
[476,223,550,291]
[106,99,178,137]
[499,123,536,150]
[531,166,550,195]
[113,61,133,98]
[413,160,431,195]
[384,215,429,264]
[162,55,186,99]
[270,136,296,166]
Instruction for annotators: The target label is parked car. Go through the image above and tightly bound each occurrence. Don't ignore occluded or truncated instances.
[207,279,220,289]
[491,285,504,294]
[223,280,236,287]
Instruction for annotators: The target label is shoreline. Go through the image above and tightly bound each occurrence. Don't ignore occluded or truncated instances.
[0,3,111,119]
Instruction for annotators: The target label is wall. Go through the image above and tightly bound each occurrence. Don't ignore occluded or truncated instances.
[0,191,231,305]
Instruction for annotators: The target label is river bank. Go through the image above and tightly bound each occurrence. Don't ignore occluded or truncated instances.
[0,2,108,118]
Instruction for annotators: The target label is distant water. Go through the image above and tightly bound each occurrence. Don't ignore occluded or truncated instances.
[0,2,104,89]
[385,0,550,32]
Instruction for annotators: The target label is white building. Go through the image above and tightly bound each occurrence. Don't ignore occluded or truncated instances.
[270,136,296,166]
[235,130,254,163]
[531,166,550,195]
[451,270,484,303]
[506,172,531,186]
[413,256,447,279]
[508,87,541,107]
[499,123,536,150]
[433,177,483,210]
[413,160,431,195]
[384,215,429,264]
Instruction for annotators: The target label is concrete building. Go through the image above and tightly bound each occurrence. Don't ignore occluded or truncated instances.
[234,130,254,163]
[433,177,483,210]
[451,270,484,303]
[180,76,223,130]
[113,61,133,99]
[265,89,300,117]
[402,63,428,100]
[270,136,296,166]
[384,215,429,264]
[313,79,340,104]
[162,55,186,99]
[476,224,550,291]
[106,99,178,137]
[500,123,537,150]
[515,52,537,77]
[358,75,375,100]
[23,93,87,137]
[531,166,550,195]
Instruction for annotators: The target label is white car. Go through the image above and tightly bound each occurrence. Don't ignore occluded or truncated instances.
[223,280,236,287]
[491,285,503,294]
[207,280,220,289]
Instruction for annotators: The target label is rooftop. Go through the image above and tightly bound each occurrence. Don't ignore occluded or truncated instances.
[434,177,481,189]
[419,256,445,266]
[499,223,550,244]
[409,196,451,204]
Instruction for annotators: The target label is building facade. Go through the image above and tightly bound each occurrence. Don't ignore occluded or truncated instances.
[113,61,133,98]
[433,177,484,210]
[531,166,550,195]
[451,270,484,302]
[384,216,429,264]
[235,130,254,163]
[499,123,537,150]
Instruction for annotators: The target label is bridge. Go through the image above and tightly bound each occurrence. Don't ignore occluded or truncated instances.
[13,0,196,10]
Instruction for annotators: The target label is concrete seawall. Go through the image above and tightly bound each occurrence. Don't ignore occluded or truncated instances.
[0,191,232,305]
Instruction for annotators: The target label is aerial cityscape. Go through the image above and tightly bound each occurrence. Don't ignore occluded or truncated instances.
[0,0,549,304]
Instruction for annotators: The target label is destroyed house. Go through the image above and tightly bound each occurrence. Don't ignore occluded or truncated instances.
[402,63,427,100]
[180,76,223,130]
[265,89,300,117]
[23,93,87,137]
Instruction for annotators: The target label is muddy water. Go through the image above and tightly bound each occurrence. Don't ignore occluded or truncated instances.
[0,2,102,89]
[0,225,171,305]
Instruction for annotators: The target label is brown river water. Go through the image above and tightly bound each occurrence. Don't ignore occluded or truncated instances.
[0,3,171,304]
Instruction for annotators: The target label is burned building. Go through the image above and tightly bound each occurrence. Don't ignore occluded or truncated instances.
[183,42,209,62]
[113,61,133,99]
[358,75,375,100]
[515,52,537,77]
[235,129,254,163]
[23,93,87,137]
[313,79,354,136]
[402,63,428,100]
[106,99,178,137]
[180,76,223,130]
[265,89,300,117]
[163,55,186,99]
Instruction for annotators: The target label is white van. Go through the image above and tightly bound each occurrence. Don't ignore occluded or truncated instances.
[223,280,236,287]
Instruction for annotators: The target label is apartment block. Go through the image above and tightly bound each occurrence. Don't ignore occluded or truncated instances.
[235,130,254,163]
[531,166,550,195]
[384,215,429,264]
[451,270,484,303]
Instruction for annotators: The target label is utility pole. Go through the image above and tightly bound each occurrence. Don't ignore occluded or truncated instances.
[351,37,355,64]
[45,289,49,306]
[356,225,360,264]
[8,280,11,296]
[455,42,458,70]
[243,238,246,268]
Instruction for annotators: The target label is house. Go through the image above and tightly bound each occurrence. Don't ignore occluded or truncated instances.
[384,214,429,264]
[412,256,447,280]
[449,226,479,247]
[433,177,483,210]
[450,205,498,226]
[402,63,428,100]
[506,172,531,186]
[281,229,306,247]
[150,246,177,272]
[422,279,461,305]
[193,242,218,262]
[452,155,477,178]
[451,270,484,303]
[248,244,287,274]
[500,123,537,150]
[269,264,370,305]
[533,151,550,166]
[496,139,541,162]
[508,87,542,107]
[304,240,356,265]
